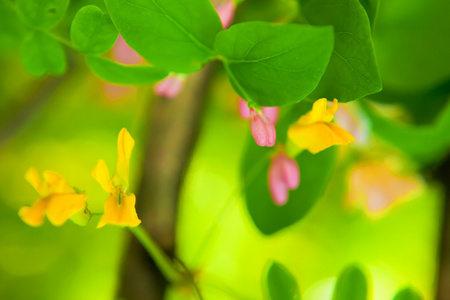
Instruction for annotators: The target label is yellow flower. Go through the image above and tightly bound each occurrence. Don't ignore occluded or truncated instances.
[288,98,355,154]
[19,168,87,227]
[92,128,141,228]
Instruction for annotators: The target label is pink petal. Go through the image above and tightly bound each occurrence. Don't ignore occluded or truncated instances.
[261,106,280,124]
[279,153,300,189]
[250,109,277,147]
[113,34,143,65]
[215,0,235,29]
[250,109,268,146]
[238,98,250,119]
[154,76,185,99]
[154,77,171,97]
[268,158,288,206]
[266,118,276,147]
[164,76,185,99]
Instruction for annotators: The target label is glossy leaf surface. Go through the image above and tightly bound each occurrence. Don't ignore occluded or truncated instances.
[300,0,382,102]
[104,0,223,73]
[215,22,334,106]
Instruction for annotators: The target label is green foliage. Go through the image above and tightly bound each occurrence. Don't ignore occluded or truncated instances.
[332,264,368,300]
[392,287,423,300]
[20,31,66,76]
[299,0,382,102]
[86,55,168,85]
[264,261,300,300]
[70,5,118,55]
[373,0,450,93]
[16,0,69,29]
[104,0,222,73]
[242,102,337,235]
[362,100,450,164]
[358,0,379,29]
[0,0,27,49]
[215,22,334,106]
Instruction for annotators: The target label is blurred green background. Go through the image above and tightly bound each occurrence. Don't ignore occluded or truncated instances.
[1,0,449,299]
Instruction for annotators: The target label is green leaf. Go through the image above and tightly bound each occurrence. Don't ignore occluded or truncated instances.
[20,31,66,77]
[104,0,222,73]
[215,22,334,106]
[242,102,337,235]
[0,0,27,49]
[373,0,450,93]
[299,0,382,102]
[361,100,450,165]
[358,0,379,29]
[392,287,423,300]
[332,265,368,300]
[16,0,69,29]
[86,55,168,85]
[70,5,118,55]
[264,261,300,300]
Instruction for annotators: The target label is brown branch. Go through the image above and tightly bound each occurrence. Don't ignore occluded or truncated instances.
[118,62,217,300]
[436,155,450,300]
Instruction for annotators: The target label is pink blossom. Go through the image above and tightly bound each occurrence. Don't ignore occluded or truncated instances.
[268,152,300,206]
[154,75,185,99]
[261,106,280,125]
[238,98,251,119]
[112,35,143,65]
[250,108,276,147]
[215,0,235,29]
[238,98,279,124]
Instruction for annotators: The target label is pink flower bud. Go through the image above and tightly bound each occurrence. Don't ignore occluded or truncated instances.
[238,98,250,119]
[268,152,300,206]
[154,75,185,99]
[250,108,276,147]
[261,106,280,125]
[112,35,143,65]
[215,0,235,29]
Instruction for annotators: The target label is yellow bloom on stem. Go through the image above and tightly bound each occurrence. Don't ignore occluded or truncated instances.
[288,98,355,154]
[19,168,87,227]
[93,128,141,228]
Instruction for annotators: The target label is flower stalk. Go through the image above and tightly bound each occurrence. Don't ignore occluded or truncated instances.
[129,225,185,283]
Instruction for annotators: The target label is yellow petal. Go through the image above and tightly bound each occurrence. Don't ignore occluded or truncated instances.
[18,197,48,227]
[25,168,46,196]
[43,171,75,194]
[296,98,328,125]
[327,122,355,145]
[323,98,338,122]
[92,159,115,194]
[288,122,354,154]
[97,193,141,228]
[112,128,135,190]
[45,193,87,226]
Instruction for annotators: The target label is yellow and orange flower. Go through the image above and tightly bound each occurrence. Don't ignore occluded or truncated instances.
[288,98,355,154]
[92,128,141,228]
[19,168,87,227]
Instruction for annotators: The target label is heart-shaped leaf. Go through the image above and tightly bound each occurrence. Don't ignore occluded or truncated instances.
[16,0,69,29]
[70,5,118,55]
[215,22,334,106]
[20,31,66,77]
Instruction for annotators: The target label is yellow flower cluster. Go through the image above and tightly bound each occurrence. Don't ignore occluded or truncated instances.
[19,128,141,228]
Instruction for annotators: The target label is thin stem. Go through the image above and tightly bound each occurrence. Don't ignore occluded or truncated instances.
[129,225,185,283]
[44,30,76,50]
